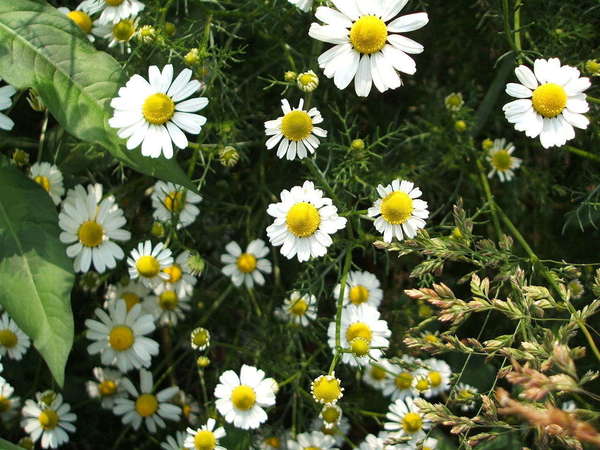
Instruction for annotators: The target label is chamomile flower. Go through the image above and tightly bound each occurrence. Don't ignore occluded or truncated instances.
[85,299,159,372]
[79,0,145,25]
[318,404,343,430]
[214,364,276,430]
[0,312,30,360]
[275,291,318,327]
[59,184,131,273]
[363,358,394,391]
[308,0,429,97]
[266,181,347,262]
[161,431,187,450]
[567,279,585,300]
[297,70,320,92]
[85,367,125,409]
[184,419,226,450]
[190,328,211,351]
[109,64,208,159]
[359,434,387,450]
[422,358,451,398]
[0,379,21,421]
[144,282,191,326]
[104,280,151,312]
[264,99,327,160]
[334,270,383,308]
[453,383,478,412]
[311,374,343,406]
[287,431,338,450]
[327,304,391,366]
[368,179,429,243]
[221,239,272,288]
[93,18,138,51]
[287,0,312,13]
[503,58,591,148]
[486,139,521,182]
[21,392,76,449]
[444,92,464,111]
[178,392,200,424]
[127,240,173,288]
[382,356,420,400]
[313,415,350,446]
[29,162,65,206]
[0,79,16,131]
[258,433,288,450]
[151,181,202,229]
[57,7,95,41]
[113,369,181,432]
[384,397,430,445]
[162,250,198,296]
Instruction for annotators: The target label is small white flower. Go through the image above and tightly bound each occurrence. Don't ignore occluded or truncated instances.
[453,382,479,412]
[221,239,272,288]
[161,431,187,450]
[422,358,452,398]
[0,312,30,360]
[190,327,211,351]
[178,391,200,424]
[104,280,151,312]
[311,415,350,446]
[21,392,77,449]
[184,418,226,450]
[287,431,338,450]
[92,17,138,51]
[363,358,394,391]
[151,181,202,229]
[487,138,521,182]
[275,291,318,327]
[78,0,145,24]
[85,367,125,410]
[334,270,383,308]
[368,179,429,243]
[381,356,420,400]
[144,282,191,326]
[264,99,327,160]
[384,397,430,445]
[359,434,386,450]
[297,70,320,92]
[0,379,21,421]
[287,0,312,13]
[0,78,16,131]
[57,7,95,41]
[161,250,198,297]
[266,180,347,262]
[113,369,181,432]
[127,240,174,288]
[29,162,65,206]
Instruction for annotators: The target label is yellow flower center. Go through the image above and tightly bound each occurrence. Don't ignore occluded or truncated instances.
[298,73,317,87]
[33,175,51,192]
[349,285,369,305]
[350,337,370,356]
[286,202,321,237]
[66,10,92,34]
[491,149,512,171]
[112,19,136,42]
[370,365,387,381]
[105,0,124,5]
[192,328,210,347]
[236,253,257,273]
[381,191,413,225]
[143,93,176,125]
[289,298,309,316]
[402,412,423,434]
[164,191,185,213]
[0,329,17,348]
[0,396,11,412]
[312,377,342,404]
[428,371,442,387]
[350,15,388,54]
[98,380,118,396]
[459,389,475,400]
[322,405,340,423]
[345,322,372,344]
[38,409,59,430]
[121,292,141,311]
[230,385,256,410]
[78,220,104,247]
[264,437,281,448]
[194,430,217,450]
[394,372,413,390]
[281,110,313,141]
[415,378,430,392]
[424,333,439,343]
[304,447,321,450]
[136,255,160,278]
[159,290,178,310]
[108,325,134,351]
[163,264,183,283]
[531,83,567,118]
[135,394,158,417]
[182,403,191,418]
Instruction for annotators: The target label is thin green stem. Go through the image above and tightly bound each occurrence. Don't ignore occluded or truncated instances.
[329,247,353,375]
[587,95,600,105]
[564,145,600,162]
[514,0,523,56]
[475,159,502,240]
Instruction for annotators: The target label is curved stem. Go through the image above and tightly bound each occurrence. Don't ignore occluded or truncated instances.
[564,145,600,163]
[329,247,353,375]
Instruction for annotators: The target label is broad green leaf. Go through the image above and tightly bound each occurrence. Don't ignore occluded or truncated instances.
[0,167,74,386]
[0,438,23,450]
[0,0,196,191]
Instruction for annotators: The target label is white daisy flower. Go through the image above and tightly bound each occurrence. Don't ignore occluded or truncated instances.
[368,179,429,243]
[85,367,125,410]
[275,291,318,327]
[0,379,21,421]
[422,358,451,398]
[29,162,65,206]
[221,239,272,288]
[78,0,145,25]
[381,356,420,400]
[144,282,191,326]
[384,397,430,445]
[127,240,174,288]
[151,181,202,229]
[297,70,320,92]
[287,431,338,450]
[21,392,76,449]
[85,299,159,372]
[327,304,391,366]
[190,327,210,351]
[0,312,31,360]
[92,18,138,51]
[503,58,591,148]
[453,382,478,412]
[359,434,386,450]
[334,269,383,308]
[104,280,151,312]
[57,7,95,41]
[178,391,200,424]
[264,99,327,160]
[287,0,312,13]
[318,404,342,430]
[214,364,276,430]
[59,184,131,273]
[363,358,394,391]
[161,431,187,450]
[109,64,208,159]
[0,79,16,131]
[486,138,522,182]
[308,0,429,97]
[161,250,198,297]
[266,180,347,262]
[113,369,181,432]
[184,419,226,450]
[312,415,350,446]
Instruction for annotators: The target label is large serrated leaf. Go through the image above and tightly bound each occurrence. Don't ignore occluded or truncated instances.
[0,0,196,191]
[0,167,74,387]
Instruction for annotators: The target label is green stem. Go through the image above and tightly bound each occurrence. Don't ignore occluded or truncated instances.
[475,159,503,240]
[502,0,518,55]
[514,0,523,57]
[564,145,600,162]
[330,247,353,374]
[587,96,600,105]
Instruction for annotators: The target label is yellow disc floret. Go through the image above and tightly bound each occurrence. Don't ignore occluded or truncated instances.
[415,377,430,392]
[286,202,321,237]
[394,372,413,390]
[159,290,178,310]
[236,253,257,273]
[311,375,343,404]
[428,370,442,387]
[230,385,256,410]
[0,396,11,412]
[112,19,136,42]
[289,298,309,316]
[322,405,340,424]
[531,83,567,118]
[164,191,185,213]
[108,325,134,351]
[163,264,183,283]
[66,10,93,34]
[350,337,370,356]
[105,0,125,5]
[33,175,51,192]
[38,409,59,430]
[143,93,176,125]
[402,412,423,434]
[0,329,17,348]
[381,191,413,225]
[281,110,313,141]
[370,365,387,381]
[349,285,369,305]
[99,380,118,396]
[135,393,158,417]
[491,149,512,171]
[194,430,217,450]
[345,322,373,344]
[350,16,388,54]
[264,437,281,448]
[136,255,160,278]
[78,220,104,247]
[121,292,141,311]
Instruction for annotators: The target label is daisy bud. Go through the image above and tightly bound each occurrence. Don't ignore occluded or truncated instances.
[164,21,176,36]
[454,120,467,132]
[187,251,205,276]
[137,25,156,43]
[12,149,29,167]
[151,221,165,238]
[585,59,600,76]
[284,71,297,82]
[197,356,210,368]
[184,48,200,65]
[481,138,494,151]
[296,70,319,92]
[444,92,464,112]
[218,146,239,167]
[350,138,365,151]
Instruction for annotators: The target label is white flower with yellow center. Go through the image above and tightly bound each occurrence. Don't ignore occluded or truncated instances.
[59,184,131,273]
[297,70,320,92]
[221,239,272,288]
[0,312,30,360]
[382,357,420,401]
[311,374,343,406]
[287,0,312,13]
[78,0,145,25]
[334,270,383,309]
[503,58,591,149]
[287,431,339,450]
[104,280,151,312]
[0,78,16,131]
[144,282,191,326]
[368,179,429,243]
[327,304,391,366]
[421,358,451,398]
[127,240,174,288]
[57,7,95,41]
[318,404,342,430]
[113,369,181,432]
[214,364,276,430]
[486,138,521,182]
[384,397,430,445]
[184,418,226,450]
[93,17,138,50]
[85,299,159,372]
[151,181,203,229]
[275,291,318,327]
[363,358,394,391]
[312,415,350,446]
[160,250,198,297]
[21,392,77,449]
[85,367,125,409]
[28,162,65,206]
[177,391,200,424]
[453,382,478,412]
[161,431,187,450]
[190,327,211,351]
[266,181,347,262]
[358,434,386,450]
[110,64,208,158]
[308,0,429,97]
[0,379,21,421]
[264,99,327,160]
